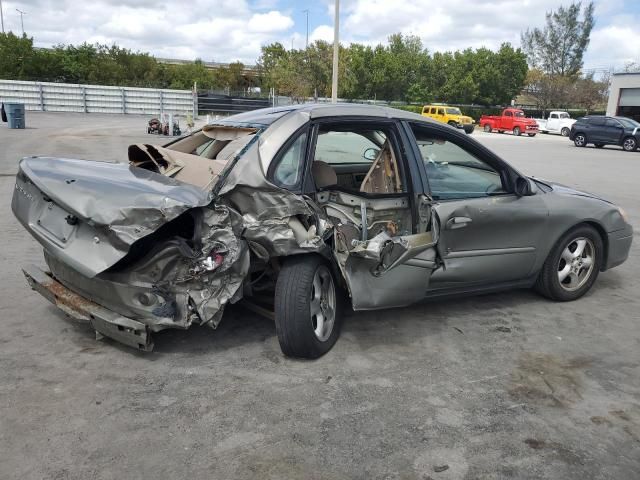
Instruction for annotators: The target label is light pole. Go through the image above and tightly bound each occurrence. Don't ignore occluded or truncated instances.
[16,8,26,35]
[331,0,339,103]
[0,0,5,33]
[302,9,309,48]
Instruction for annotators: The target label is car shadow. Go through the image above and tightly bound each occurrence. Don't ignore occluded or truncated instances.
[48,278,618,358]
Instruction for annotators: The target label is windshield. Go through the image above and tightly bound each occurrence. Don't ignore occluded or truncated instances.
[617,117,640,129]
[514,111,525,118]
[446,108,462,115]
[559,112,570,119]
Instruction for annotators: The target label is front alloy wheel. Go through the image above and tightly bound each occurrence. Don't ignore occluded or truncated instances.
[557,238,596,292]
[623,137,637,152]
[275,255,342,358]
[535,225,602,301]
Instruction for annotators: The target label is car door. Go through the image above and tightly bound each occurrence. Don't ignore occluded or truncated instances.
[278,119,439,310]
[587,117,606,143]
[603,118,625,144]
[502,110,514,131]
[405,121,549,289]
[547,113,559,131]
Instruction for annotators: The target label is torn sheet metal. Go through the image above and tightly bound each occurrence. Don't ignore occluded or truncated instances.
[45,204,249,331]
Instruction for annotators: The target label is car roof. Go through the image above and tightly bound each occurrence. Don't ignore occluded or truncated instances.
[213,103,434,127]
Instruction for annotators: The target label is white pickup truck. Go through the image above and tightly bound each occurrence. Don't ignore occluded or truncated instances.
[535,111,576,136]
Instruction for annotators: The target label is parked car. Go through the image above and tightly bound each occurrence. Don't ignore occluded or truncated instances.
[421,105,475,133]
[570,115,640,151]
[12,104,633,358]
[480,108,539,136]
[535,111,576,136]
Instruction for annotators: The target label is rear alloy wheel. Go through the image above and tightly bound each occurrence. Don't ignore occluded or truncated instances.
[574,133,587,147]
[535,225,602,301]
[274,255,342,358]
[622,137,638,152]
[595,143,605,149]
[483,124,492,133]
[513,126,521,136]
[561,127,570,137]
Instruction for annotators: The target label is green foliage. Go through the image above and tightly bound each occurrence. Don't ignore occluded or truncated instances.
[521,1,595,77]
[0,32,259,91]
[1,31,529,105]
[259,34,528,105]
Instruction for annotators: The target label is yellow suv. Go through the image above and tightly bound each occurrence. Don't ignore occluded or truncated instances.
[421,105,475,134]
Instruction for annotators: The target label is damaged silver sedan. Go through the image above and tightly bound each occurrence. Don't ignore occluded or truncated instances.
[12,104,633,358]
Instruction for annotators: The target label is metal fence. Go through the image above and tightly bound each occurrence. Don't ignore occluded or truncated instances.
[0,80,196,115]
[197,92,270,114]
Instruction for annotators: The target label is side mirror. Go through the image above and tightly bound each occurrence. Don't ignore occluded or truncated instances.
[363,147,380,161]
[515,177,535,197]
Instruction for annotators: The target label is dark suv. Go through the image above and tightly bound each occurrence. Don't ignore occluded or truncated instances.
[569,115,640,152]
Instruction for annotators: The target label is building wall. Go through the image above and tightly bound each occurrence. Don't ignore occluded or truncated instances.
[606,73,640,117]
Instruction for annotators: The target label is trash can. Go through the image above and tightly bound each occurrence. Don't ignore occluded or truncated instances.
[5,103,26,129]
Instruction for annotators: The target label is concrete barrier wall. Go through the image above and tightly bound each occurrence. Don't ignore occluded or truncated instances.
[0,80,196,115]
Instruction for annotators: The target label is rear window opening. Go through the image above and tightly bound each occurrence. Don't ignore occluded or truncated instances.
[128,125,258,190]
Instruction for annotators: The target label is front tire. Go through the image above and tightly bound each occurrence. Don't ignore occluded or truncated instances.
[528,133,536,137]
[574,133,587,147]
[274,255,342,358]
[622,137,637,152]
[535,225,603,302]
[561,127,570,137]
[513,126,521,136]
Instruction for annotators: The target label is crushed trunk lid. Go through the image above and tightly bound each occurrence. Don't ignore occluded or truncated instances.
[12,156,212,278]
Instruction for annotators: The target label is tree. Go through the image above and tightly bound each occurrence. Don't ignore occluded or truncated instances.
[521,1,595,77]
[623,62,640,73]
[569,72,609,113]
[522,68,573,112]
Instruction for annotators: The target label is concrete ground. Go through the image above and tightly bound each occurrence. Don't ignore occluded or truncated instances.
[0,113,638,480]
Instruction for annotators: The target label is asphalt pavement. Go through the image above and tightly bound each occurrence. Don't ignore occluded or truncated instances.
[0,113,638,480]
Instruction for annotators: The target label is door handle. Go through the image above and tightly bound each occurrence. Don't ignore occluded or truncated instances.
[446,216,472,230]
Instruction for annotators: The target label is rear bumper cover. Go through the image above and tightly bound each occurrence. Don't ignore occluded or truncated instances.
[22,264,153,351]
[605,225,633,270]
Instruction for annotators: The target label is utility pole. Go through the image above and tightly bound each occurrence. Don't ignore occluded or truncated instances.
[0,0,5,33]
[302,9,309,48]
[16,8,25,35]
[331,0,339,103]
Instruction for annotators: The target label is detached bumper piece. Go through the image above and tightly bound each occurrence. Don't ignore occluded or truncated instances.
[22,264,153,351]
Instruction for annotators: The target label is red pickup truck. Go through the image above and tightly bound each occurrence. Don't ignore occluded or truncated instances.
[480,108,539,137]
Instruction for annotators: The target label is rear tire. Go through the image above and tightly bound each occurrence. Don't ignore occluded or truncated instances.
[513,126,521,136]
[561,127,570,137]
[483,124,492,133]
[622,137,637,152]
[274,255,342,359]
[535,225,603,302]
[574,133,587,147]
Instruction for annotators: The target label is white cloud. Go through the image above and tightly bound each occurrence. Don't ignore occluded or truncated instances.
[310,25,334,43]
[248,11,294,33]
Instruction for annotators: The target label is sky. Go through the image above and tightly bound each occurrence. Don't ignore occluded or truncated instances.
[1,0,639,72]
